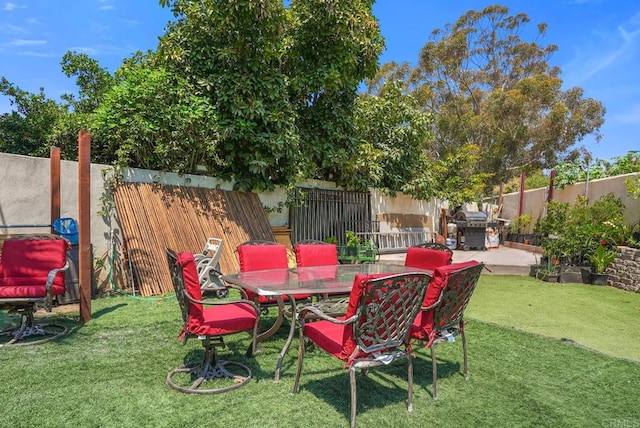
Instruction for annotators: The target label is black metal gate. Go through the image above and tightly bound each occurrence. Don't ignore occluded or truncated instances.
[289,188,374,245]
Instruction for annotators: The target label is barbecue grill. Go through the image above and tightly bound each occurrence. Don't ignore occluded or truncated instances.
[453,211,488,251]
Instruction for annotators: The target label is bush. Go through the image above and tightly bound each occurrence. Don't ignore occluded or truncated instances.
[538,194,627,265]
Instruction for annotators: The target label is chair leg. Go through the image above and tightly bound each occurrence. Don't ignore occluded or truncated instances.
[0,307,67,347]
[407,354,414,413]
[167,338,252,394]
[349,366,357,428]
[431,346,438,400]
[462,330,469,380]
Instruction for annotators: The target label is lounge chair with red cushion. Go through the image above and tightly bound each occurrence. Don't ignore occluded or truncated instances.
[0,238,70,346]
[166,248,260,394]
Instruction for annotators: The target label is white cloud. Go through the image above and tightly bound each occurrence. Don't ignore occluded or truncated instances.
[69,46,99,55]
[4,2,16,11]
[611,104,640,124]
[17,51,57,57]
[564,14,640,84]
[7,39,47,46]
[0,23,27,34]
[68,44,138,57]
[99,5,115,11]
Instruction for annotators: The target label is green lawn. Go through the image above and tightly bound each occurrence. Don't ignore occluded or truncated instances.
[467,275,640,362]
[1,276,639,427]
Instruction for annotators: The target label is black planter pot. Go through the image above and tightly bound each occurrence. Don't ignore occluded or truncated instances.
[559,266,592,284]
[591,273,609,286]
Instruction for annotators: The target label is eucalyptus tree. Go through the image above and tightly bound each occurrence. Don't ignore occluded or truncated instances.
[373,5,605,192]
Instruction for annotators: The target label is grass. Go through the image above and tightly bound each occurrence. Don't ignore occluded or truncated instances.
[1,276,639,427]
[467,275,640,362]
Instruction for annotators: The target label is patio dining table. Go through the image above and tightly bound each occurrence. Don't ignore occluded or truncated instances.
[220,263,433,381]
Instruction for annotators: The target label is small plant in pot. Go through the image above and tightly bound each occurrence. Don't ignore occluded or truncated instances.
[535,254,560,282]
[588,243,616,285]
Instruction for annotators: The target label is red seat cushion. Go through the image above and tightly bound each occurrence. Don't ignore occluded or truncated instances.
[295,244,338,267]
[404,247,452,270]
[304,273,388,362]
[0,239,69,296]
[176,251,257,337]
[410,260,480,340]
[237,243,310,303]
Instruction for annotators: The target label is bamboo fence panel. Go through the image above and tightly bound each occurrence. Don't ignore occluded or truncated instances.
[113,182,275,296]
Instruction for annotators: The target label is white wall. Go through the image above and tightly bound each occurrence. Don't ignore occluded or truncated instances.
[499,172,640,229]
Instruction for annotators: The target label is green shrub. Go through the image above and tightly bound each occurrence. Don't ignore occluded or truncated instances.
[538,194,626,265]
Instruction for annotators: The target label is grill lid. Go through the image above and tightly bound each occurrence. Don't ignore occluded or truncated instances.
[453,211,488,222]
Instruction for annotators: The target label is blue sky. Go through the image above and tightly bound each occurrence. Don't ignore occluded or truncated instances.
[1,0,638,163]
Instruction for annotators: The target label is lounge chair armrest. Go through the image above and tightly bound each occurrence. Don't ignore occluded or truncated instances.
[45,261,70,291]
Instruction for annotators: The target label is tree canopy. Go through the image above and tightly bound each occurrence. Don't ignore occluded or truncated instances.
[0,3,608,202]
[366,5,605,192]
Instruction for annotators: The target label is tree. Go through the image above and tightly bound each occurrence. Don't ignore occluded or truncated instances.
[347,81,434,196]
[378,5,605,192]
[284,0,384,184]
[0,78,67,156]
[91,65,219,171]
[156,0,300,191]
[60,52,114,114]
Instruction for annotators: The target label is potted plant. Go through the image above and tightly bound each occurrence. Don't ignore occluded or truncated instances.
[509,214,532,243]
[336,231,378,263]
[535,254,560,282]
[588,243,616,285]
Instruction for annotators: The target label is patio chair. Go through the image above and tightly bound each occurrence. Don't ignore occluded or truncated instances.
[294,239,339,266]
[292,272,431,428]
[404,242,453,270]
[0,238,70,346]
[165,248,260,394]
[409,260,483,400]
[414,241,454,255]
[294,240,346,300]
[236,240,312,313]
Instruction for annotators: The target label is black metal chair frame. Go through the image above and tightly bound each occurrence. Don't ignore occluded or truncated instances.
[166,248,260,394]
[416,262,483,400]
[413,241,454,258]
[292,272,431,428]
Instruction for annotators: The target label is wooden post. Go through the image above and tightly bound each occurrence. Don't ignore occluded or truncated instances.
[78,131,92,323]
[441,208,448,239]
[547,170,555,203]
[518,172,525,233]
[50,147,61,233]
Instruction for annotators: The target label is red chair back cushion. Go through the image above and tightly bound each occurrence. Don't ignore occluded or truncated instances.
[175,251,257,337]
[295,243,338,267]
[404,246,452,270]
[340,273,390,360]
[238,243,288,272]
[237,243,309,303]
[411,260,481,340]
[0,238,69,297]
[176,251,205,327]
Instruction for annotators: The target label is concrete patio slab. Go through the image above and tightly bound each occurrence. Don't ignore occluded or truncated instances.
[378,245,541,275]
